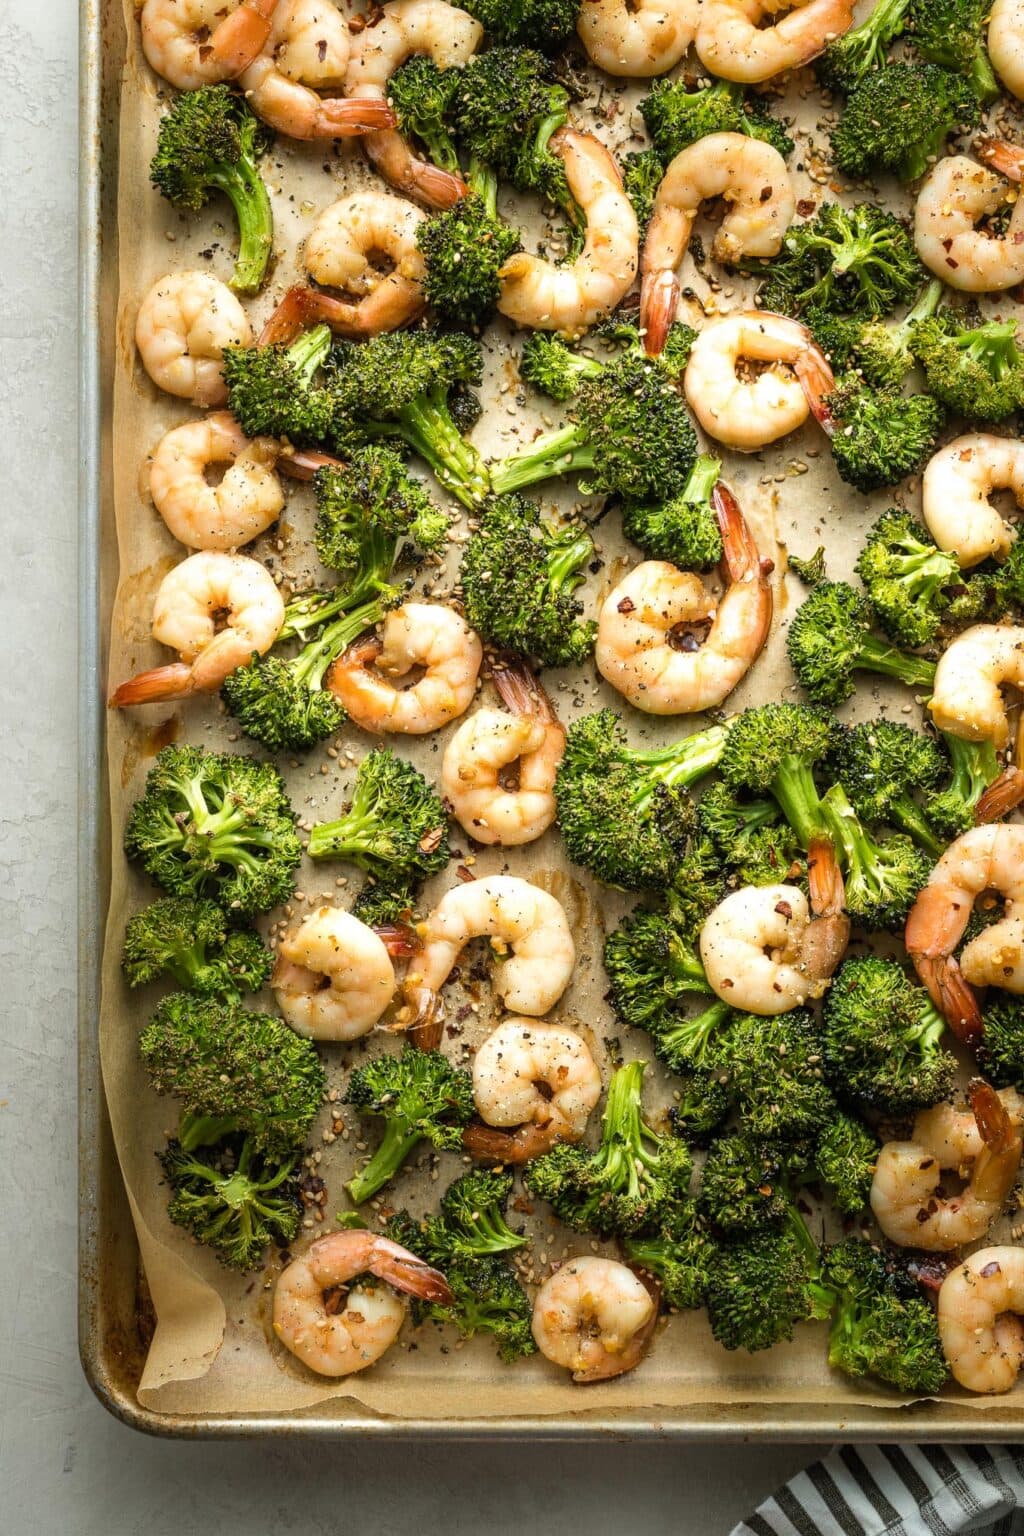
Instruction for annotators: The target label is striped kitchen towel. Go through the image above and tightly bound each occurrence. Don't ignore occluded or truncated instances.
[731,1445,1024,1536]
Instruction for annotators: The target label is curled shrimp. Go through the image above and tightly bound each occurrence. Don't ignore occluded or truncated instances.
[938,1245,1024,1394]
[914,1088,1024,1167]
[905,822,1024,1044]
[299,189,428,337]
[233,0,396,140]
[135,271,252,408]
[442,661,565,847]
[699,843,850,1015]
[576,0,698,78]
[695,0,855,83]
[108,551,284,707]
[346,0,481,209]
[463,1017,602,1164]
[327,603,483,736]
[595,484,773,715]
[915,149,1024,294]
[532,1257,658,1383]
[683,311,834,452]
[139,0,280,89]
[148,412,284,551]
[497,129,639,339]
[640,135,794,357]
[870,1080,1023,1252]
[989,0,1024,102]
[402,875,577,1046]
[271,905,398,1041]
[929,625,1024,751]
[922,434,1024,571]
[273,1228,453,1378]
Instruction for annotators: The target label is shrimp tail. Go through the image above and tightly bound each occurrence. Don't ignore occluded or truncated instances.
[913,954,984,1046]
[310,98,397,140]
[490,656,556,724]
[975,767,1024,824]
[278,447,347,482]
[373,1240,455,1306]
[969,1077,1023,1202]
[209,0,280,74]
[462,1118,564,1165]
[373,920,420,958]
[807,836,845,918]
[402,985,444,1052]
[258,285,346,345]
[711,481,775,585]
[639,268,680,359]
[976,137,1024,183]
[792,335,836,434]
[802,837,851,980]
[109,662,194,708]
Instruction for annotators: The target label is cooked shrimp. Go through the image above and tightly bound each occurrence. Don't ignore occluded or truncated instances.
[640,135,794,357]
[273,1229,453,1378]
[135,271,252,408]
[938,1246,1024,1393]
[700,844,850,1014]
[463,1018,602,1164]
[139,0,280,89]
[300,189,427,336]
[914,1089,1024,1167]
[532,1257,658,1383]
[905,822,1024,1044]
[497,129,639,339]
[929,625,1024,751]
[922,434,1024,570]
[989,0,1024,101]
[148,412,284,551]
[871,1081,1023,1252]
[915,151,1024,294]
[327,603,483,735]
[683,311,834,451]
[576,0,697,78]
[402,875,576,1044]
[108,551,284,707]
[442,661,565,846]
[235,0,396,139]
[695,0,855,83]
[346,0,481,208]
[595,484,773,715]
[271,906,397,1041]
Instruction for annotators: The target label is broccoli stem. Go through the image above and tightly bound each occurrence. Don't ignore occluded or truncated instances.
[178,1110,241,1152]
[683,453,722,508]
[767,756,827,848]
[842,0,912,72]
[957,320,1020,377]
[211,151,275,295]
[886,793,945,860]
[939,732,999,820]
[854,634,936,691]
[368,391,490,507]
[488,422,595,494]
[600,1060,664,1190]
[547,526,594,596]
[291,597,387,693]
[287,323,333,384]
[346,1117,423,1204]
[467,156,499,219]
[656,998,734,1064]
[630,724,729,811]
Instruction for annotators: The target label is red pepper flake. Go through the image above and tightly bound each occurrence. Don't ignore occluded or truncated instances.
[980,1260,1002,1277]
[617,596,636,614]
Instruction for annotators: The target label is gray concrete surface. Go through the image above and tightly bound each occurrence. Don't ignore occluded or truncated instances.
[0,2,827,1528]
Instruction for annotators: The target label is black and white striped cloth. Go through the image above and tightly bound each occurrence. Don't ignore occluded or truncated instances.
[731,1445,1024,1536]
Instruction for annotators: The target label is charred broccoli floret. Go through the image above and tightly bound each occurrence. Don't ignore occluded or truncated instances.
[816,0,911,93]
[855,507,972,650]
[820,782,931,931]
[603,907,713,1030]
[140,992,325,1157]
[910,315,1024,423]
[976,1000,1024,1088]
[908,0,999,104]
[822,955,956,1113]
[623,1201,713,1310]
[525,1061,692,1236]
[222,323,335,444]
[850,279,944,387]
[830,718,947,858]
[721,1010,835,1143]
[460,492,596,667]
[830,62,982,183]
[639,76,794,162]
[622,148,664,237]
[519,332,604,401]
[621,454,724,571]
[122,896,272,1000]
[387,56,461,176]
[149,85,273,294]
[344,1046,475,1204]
[459,0,580,52]
[697,780,801,885]
[433,1168,528,1258]
[124,745,301,915]
[697,1133,794,1232]
[419,191,523,328]
[755,203,923,319]
[160,1135,301,1270]
[704,1216,830,1353]
[312,447,449,581]
[719,702,835,849]
[786,581,937,707]
[820,1238,949,1392]
[814,1112,880,1216]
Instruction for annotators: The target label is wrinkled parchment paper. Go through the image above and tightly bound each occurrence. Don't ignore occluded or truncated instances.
[101,0,1024,1417]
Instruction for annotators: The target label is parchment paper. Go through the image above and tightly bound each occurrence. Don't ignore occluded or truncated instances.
[102,0,1024,1416]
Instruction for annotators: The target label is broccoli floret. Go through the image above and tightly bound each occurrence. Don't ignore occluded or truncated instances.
[222,324,335,443]
[786,582,937,707]
[721,1011,835,1143]
[856,508,966,650]
[853,279,945,387]
[160,1135,301,1271]
[705,1216,829,1353]
[976,1001,1024,1088]
[459,492,596,667]
[930,732,1002,838]
[344,1046,475,1204]
[122,896,272,1000]
[820,782,931,931]
[822,955,956,1113]
[433,1168,528,1257]
[621,454,724,571]
[816,0,911,93]
[149,85,273,295]
[908,0,999,104]
[352,875,418,927]
[519,333,605,401]
[719,702,836,849]
[313,447,449,580]
[911,315,1024,423]
[697,780,801,885]
[640,77,794,162]
[830,62,982,183]
[603,907,713,1031]
[787,546,828,587]
[830,718,947,858]
[668,1071,732,1146]
[622,149,664,238]
[555,710,728,890]
[623,1201,713,1311]
[814,1112,879,1215]
[460,0,580,50]
[488,348,698,503]
[756,203,923,320]
[139,992,325,1157]
[697,1133,793,1232]
[124,745,302,915]
[387,56,461,175]
[328,328,490,508]
[821,1239,949,1393]
[419,191,523,327]
[525,1060,692,1236]
[306,749,449,898]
